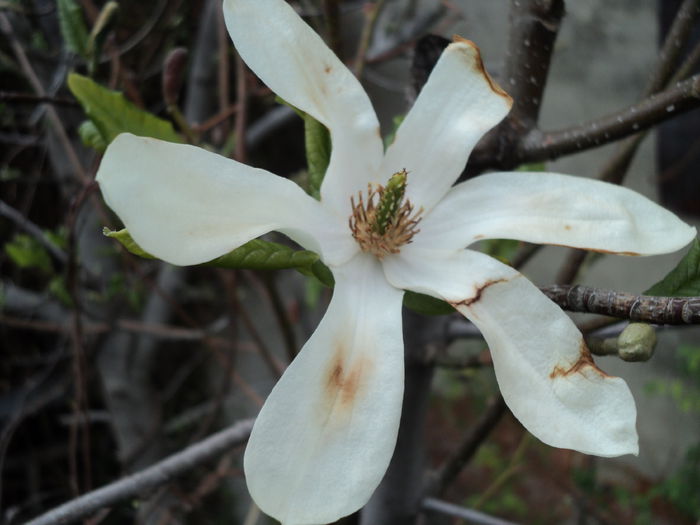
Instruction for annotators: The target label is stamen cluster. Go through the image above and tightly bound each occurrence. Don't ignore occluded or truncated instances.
[349,170,423,259]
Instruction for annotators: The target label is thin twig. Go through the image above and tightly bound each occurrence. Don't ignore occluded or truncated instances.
[233,52,248,162]
[353,0,388,78]
[321,0,343,59]
[24,419,254,525]
[541,284,700,324]
[0,199,68,264]
[646,0,700,95]
[0,91,80,106]
[0,13,88,183]
[421,497,520,525]
[261,273,298,363]
[429,395,507,496]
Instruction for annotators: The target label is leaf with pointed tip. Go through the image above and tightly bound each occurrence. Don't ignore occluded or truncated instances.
[68,74,182,145]
[103,228,156,259]
[103,228,326,274]
[78,120,107,152]
[645,239,700,296]
[57,0,89,58]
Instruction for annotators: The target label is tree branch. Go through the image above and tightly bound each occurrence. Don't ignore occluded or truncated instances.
[427,395,506,497]
[519,74,700,162]
[25,419,254,525]
[541,284,700,324]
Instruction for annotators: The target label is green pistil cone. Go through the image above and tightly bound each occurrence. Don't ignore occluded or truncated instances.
[372,170,407,235]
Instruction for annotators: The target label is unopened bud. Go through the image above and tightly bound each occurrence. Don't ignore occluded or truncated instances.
[162,47,188,106]
[618,323,656,362]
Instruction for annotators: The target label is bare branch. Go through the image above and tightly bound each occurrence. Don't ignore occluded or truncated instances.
[25,419,254,525]
[501,0,565,130]
[646,0,700,94]
[541,284,700,325]
[519,74,700,162]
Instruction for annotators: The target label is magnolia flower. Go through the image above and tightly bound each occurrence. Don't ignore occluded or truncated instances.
[96,0,695,523]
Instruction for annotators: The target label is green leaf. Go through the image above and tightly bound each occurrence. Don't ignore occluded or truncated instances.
[86,1,119,75]
[645,238,700,296]
[208,239,320,272]
[103,228,156,259]
[67,73,182,145]
[57,0,89,58]
[103,228,326,274]
[384,114,405,148]
[78,120,107,152]
[4,234,52,273]
[403,291,454,316]
[304,114,331,199]
[274,96,330,199]
[481,238,521,265]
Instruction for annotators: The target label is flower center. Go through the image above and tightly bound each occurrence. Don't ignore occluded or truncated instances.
[349,169,423,259]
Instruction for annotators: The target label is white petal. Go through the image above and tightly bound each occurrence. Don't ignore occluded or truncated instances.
[223,0,384,215]
[383,249,639,457]
[245,254,405,525]
[379,39,512,213]
[97,134,355,266]
[419,171,696,255]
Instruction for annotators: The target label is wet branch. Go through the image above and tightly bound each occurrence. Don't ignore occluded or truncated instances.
[25,419,254,525]
[541,284,700,324]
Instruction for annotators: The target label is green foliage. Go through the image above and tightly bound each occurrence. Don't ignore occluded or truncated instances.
[384,114,405,147]
[48,276,72,306]
[67,74,182,146]
[57,0,89,58]
[482,239,521,265]
[645,238,700,296]
[275,96,330,199]
[103,228,326,275]
[207,239,320,272]
[303,113,331,199]
[4,234,52,273]
[78,120,107,152]
[103,228,155,259]
[646,344,700,413]
[403,291,454,316]
[86,2,119,75]
[657,444,700,519]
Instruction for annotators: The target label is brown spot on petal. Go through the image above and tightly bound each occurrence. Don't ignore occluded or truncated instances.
[324,64,333,74]
[550,341,612,380]
[564,224,572,231]
[474,234,486,240]
[452,36,512,104]
[320,342,373,422]
[450,277,511,308]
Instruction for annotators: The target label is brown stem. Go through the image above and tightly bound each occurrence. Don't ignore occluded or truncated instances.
[321,0,343,59]
[354,0,389,78]
[541,284,700,324]
[427,395,507,497]
[468,0,565,172]
[519,74,700,162]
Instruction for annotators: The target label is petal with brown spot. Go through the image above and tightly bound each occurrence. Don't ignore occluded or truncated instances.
[244,254,404,525]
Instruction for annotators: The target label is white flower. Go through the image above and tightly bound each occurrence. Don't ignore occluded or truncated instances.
[95,0,696,523]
